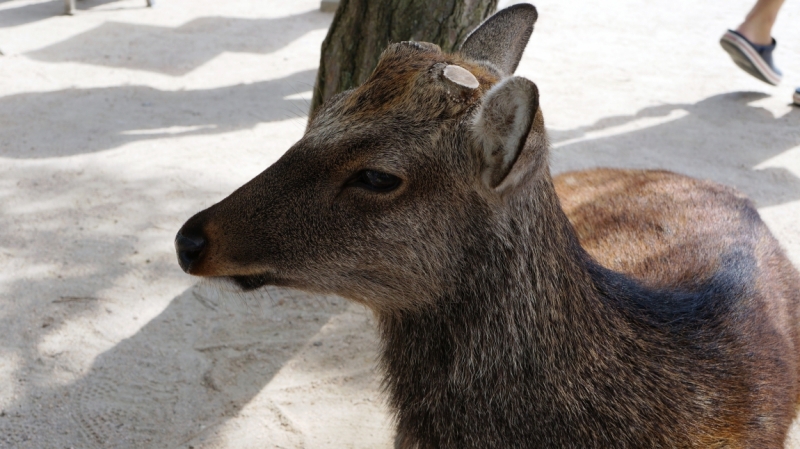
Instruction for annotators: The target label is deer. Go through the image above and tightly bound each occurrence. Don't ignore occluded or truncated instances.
[175,4,800,447]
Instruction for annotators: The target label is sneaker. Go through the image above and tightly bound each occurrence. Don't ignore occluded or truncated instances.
[794,87,800,106]
[720,30,782,85]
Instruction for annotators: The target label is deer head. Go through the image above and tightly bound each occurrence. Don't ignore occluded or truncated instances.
[175,4,542,314]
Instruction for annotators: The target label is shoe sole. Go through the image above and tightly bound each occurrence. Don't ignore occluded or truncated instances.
[720,31,781,86]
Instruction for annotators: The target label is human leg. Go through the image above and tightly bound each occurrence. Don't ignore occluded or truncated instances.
[736,0,786,45]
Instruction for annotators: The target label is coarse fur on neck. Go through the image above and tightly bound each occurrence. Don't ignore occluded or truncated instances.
[378,134,775,449]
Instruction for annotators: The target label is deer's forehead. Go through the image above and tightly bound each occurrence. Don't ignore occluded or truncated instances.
[339,44,499,121]
[302,44,500,163]
[301,120,441,162]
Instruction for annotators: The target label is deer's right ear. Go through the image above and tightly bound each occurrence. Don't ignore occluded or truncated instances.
[472,76,539,189]
[459,4,537,76]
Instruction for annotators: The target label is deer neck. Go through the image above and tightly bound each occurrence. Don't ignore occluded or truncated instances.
[376,174,623,439]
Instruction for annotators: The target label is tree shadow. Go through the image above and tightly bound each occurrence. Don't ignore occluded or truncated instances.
[0,68,316,158]
[550,92,800,208]
[0,164,364,448]
[0,0,152,29]
[26,10,330,75]
[0,0,65,28]
[0,282,353,448]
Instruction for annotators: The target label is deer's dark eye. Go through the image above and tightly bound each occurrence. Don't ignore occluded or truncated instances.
[348,170,401,192]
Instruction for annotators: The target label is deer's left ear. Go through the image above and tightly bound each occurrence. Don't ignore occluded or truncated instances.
[472,76,539,188]
[459,4,537,76]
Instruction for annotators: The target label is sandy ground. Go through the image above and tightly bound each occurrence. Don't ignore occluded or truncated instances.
[0,0,798,447]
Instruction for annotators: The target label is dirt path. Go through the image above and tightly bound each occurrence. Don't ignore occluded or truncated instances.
[0,0,798,447]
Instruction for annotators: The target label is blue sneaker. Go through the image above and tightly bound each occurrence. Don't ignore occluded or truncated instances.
[720,30,782,85]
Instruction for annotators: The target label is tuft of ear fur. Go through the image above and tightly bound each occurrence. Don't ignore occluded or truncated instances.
[472,76,539,188]
[459,3,538,76]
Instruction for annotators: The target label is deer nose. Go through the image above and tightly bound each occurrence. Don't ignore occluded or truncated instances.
[175,231,207,273]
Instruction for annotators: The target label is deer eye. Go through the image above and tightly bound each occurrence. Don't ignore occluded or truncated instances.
[348,170,401,192]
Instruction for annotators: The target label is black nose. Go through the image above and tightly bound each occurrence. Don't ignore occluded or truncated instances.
[175,231,207,272]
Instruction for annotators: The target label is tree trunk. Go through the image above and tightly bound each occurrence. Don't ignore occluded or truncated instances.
[310,0,498,118]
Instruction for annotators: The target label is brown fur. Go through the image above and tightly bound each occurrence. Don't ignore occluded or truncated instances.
[175,5,800,447]
[555,169,800,447]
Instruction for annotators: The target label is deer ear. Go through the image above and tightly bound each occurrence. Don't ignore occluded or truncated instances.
[473,77,539,188]
[459,4,537,76]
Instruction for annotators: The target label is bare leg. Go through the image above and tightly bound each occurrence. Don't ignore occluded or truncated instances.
[735,0,786,45]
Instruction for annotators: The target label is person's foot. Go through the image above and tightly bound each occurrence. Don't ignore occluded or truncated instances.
[720,30,782,85]
[793,87,800,106]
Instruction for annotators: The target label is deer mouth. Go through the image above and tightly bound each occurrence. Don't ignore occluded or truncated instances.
[229,272,285,291]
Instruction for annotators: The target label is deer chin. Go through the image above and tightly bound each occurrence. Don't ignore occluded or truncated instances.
[229,272,288,291]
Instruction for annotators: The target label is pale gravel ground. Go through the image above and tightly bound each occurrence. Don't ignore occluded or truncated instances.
[0,0,798,447]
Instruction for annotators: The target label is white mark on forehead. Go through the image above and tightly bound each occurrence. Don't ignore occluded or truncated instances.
[443,65,480,89]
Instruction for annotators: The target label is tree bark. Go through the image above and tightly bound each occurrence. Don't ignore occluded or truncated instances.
[310,0,498,118]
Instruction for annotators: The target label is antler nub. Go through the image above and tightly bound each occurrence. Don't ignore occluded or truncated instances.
[443,65,480,89]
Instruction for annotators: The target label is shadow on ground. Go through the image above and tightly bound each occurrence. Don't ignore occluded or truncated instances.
[550,91,800,207]
[26,9,329,75]
[0,68,316,158]
[0,0,152,29]
[0,0,64,28]
[0,284,352,448]
[0,163,371,447]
